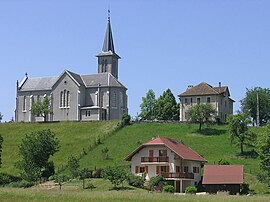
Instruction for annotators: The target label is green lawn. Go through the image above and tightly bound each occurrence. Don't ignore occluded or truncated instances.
[0,121,119,175]
[0,187,270,202]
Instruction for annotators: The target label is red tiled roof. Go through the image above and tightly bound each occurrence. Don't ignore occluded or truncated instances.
[202,165,244,185]
[125,137,207,162]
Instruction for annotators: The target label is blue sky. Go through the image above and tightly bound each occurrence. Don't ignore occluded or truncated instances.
[0,0,270,121]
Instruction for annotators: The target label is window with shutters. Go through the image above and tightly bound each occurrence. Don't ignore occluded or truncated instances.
[193,167,200,173]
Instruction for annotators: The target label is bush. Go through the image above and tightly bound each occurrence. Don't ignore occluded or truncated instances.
[218,159,230,165]
[92,168,103,178]
[85,182,96,190]
[149,175,164,191]
[185,186,197,194]
[41,161,55,179]
[0,173,21,185]
[8,180,34,188]
[163,185,175,193]
[127,174,144,188]
[121,114,131,126]
[240,183,250,195]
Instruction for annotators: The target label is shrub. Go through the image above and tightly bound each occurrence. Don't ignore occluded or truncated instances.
[240,183,251,195]
[85,182,96,190]
[102,166,128,187]
[149,175,164,191]
[8,180,34,188]
[163,185,175,193]
[127,174,144,188]
[185,186,197,194]
[121,114,131,126]
[218,159,230,165]
[92,168,103,178]
[67,155,80,178]
[101,147,109,160]
[0,173,21,185]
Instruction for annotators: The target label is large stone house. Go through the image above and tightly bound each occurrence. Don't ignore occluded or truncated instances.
[178,82,234,123]
[125,137,207,193]
[15,15,128,122]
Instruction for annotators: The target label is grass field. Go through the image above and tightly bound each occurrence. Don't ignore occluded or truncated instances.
[0,186,270,202]
[0,121,119,175]
[0,121,269,196]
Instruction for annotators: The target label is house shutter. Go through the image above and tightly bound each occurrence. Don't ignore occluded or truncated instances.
[144,166,148,173]
[135,166,139,174]
[163,150,167,157]
[156,166,160,175]
[166,166,170,173]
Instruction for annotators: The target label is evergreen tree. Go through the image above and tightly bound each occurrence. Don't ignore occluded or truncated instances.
[155,89,179,120]
[139,89,156,120]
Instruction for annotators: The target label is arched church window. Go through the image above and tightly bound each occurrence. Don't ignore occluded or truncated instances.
[105,59,107,72]
[66,91,70,107]
[102,60,105,72]
[112,91,117,107]
[63,90,66,107]
[23,96,27,112]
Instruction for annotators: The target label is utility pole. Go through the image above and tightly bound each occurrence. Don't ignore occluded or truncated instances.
[257,91,260,127]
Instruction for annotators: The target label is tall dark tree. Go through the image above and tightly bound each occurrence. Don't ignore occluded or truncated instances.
[31,96,53,122]
[139,89,156,120]
[0,112,3,123]
[17,129,60,182]
[227,113,255,154]
[0,135,3,167]
[257,122,270,186]
[241,87,270,126]
[155,89,179,120]
[187,103,216,132]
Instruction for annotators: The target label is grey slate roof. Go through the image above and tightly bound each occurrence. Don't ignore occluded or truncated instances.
[19,71,126,91]
[81,73,126,89]
[102,16,115,53]
[19,77,58,91]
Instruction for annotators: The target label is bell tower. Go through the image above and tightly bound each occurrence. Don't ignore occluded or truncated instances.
[96,10,121,79]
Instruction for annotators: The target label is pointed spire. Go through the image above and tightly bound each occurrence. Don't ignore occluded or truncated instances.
[102,9,115,53]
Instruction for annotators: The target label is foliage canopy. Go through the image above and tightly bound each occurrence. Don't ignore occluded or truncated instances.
[31,96,53,122]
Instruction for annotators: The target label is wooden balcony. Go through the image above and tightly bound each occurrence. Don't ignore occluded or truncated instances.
[163,172,194,179]
[141,156,169,163]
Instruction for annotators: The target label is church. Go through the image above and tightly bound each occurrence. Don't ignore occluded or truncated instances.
[15,14,128,122]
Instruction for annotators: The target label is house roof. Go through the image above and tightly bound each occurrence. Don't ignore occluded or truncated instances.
[125,137,207,162]
[202,165,244,185]
[179,82,230,97]
[19,71,126,91]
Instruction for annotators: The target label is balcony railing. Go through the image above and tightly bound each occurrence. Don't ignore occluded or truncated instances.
[163,172,194,179]
[141,156,169,163]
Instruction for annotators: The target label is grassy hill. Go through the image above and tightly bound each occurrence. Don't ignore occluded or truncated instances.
[0,121,269,194]
[0,121,120,175]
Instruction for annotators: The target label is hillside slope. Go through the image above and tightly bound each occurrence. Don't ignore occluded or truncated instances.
[0,121,120,175]
[79,123,269,194]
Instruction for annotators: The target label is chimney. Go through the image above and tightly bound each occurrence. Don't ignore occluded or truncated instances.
[219,82,221,87]
[187,85,194,90]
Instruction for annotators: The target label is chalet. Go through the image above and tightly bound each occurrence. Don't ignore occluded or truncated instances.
[125,137,207,193]
[202,165,244,194]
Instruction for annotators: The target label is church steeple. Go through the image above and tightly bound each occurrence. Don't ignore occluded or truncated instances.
[102,10,115,53]
[97,10,120,79]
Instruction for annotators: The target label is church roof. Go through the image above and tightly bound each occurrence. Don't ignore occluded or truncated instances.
[18,71,126,91]
[19,76,58,91]
[102,14,115,53]
[179,82,230,97]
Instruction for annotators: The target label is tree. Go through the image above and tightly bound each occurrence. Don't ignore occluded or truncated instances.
[139,89,156,120]
[102,166,127,188]
[187,103,216,132]
[16,129,59,182]
[155,89,179,120]
[0,112,3,123]
[67,155,80,178]
[79,168,92,189]
[31,96,53,122]
[241,87,270,126]
[227,113,255,154]
[121,114,131,126]
[101,147,109,160]
[256,122,270,186]
[0,135,3,167]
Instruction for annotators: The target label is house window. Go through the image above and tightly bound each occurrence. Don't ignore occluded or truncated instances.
[136,166,148,174]
[197,98,200,104]
[23,96,27,112]
[88,111,90,117]
[37,95,40,101]
[184,166,189,173]
[85,111,88,117]
[190,98,193,105]
[193,167,200,173]
[176,166,181,173]
[159,149,167,157]
[185,98,188,104]
[207,97,211,103]
[160,166,167,173]
[85,111,90,117]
